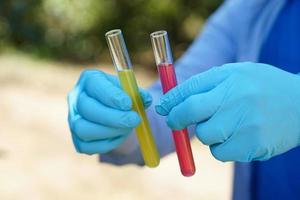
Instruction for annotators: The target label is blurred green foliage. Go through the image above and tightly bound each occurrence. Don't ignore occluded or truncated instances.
[0,0,222,65]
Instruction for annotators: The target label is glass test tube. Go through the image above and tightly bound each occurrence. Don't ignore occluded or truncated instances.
[150,30,195,176]
[106,29,160,167]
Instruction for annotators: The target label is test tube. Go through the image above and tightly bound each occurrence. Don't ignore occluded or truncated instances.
[106,29,160,167]
[150,30,195,176]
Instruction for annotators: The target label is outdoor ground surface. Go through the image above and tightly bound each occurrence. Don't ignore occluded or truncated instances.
[0,53,232,200]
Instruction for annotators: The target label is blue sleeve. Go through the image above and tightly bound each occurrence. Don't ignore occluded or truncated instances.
[100,0,239,165]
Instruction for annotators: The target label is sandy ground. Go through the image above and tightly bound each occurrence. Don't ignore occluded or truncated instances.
[0,53,233,200]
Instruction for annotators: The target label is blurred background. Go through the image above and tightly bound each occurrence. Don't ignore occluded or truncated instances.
[0,0,234,199]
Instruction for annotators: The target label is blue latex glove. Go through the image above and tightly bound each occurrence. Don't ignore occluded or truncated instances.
[156,62,300,162]
[67,69,152,155]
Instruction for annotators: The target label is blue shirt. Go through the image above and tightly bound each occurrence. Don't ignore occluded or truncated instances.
[254,1,300,199]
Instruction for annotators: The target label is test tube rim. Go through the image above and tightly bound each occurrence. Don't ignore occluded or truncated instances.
[150,30,167,38]
[105,29,122,38]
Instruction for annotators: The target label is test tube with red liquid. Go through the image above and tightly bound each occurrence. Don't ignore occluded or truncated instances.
[150,30,196,177]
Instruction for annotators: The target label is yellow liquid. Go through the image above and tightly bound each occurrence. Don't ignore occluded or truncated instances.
[118,69,160,167]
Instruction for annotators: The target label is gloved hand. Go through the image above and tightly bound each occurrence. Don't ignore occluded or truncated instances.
[67,69,152,155]
[156,62,300,162]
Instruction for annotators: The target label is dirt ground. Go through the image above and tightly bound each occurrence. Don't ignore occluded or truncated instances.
[0,53,233,200]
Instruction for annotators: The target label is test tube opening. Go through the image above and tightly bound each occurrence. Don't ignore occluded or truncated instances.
[105,29,122,37]
[106,29,132,71]
[150,30,173,65]
[150,30,167,38]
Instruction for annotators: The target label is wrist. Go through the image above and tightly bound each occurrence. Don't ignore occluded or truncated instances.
[111,131,139,155]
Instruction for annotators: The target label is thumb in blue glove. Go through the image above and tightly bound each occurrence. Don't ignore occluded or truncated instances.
[156,62,300,162]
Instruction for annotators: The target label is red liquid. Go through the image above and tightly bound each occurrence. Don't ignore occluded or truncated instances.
[158,63,196,177]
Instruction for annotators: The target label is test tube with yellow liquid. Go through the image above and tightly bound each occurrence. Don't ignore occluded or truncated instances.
[105,29,160,167]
